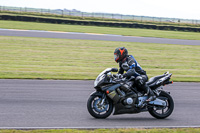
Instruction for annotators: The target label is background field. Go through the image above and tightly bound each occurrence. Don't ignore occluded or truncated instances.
[1,20,200,40]
[0,36,199,82]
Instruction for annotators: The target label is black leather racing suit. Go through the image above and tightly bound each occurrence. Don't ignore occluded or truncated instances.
[118,55,154,98]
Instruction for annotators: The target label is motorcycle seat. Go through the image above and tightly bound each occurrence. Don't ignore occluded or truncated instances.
[146,74,166,86]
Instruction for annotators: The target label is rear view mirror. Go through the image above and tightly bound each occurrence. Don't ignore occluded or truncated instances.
[111,68,118,72]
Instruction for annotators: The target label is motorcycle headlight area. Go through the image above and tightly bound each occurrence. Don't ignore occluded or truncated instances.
[94,74,105,87]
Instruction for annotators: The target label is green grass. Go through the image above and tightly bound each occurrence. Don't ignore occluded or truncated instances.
[0,20,200,40]
[1,128,200,133]
[0,36,199,81]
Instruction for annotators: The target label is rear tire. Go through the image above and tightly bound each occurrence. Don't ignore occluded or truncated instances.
[87,94,113,119]
[148,91,174,119]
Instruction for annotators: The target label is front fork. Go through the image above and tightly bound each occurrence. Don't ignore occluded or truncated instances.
[100,93,106,106]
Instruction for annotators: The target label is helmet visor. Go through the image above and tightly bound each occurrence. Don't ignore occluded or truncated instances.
[114,54,119,62]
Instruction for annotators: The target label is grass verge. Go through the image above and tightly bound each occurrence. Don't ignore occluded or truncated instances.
[0,20,200,40]
[1,128,200,133]
[0,36,199,81]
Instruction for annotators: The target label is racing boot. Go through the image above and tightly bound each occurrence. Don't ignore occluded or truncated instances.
[146,87,156,102]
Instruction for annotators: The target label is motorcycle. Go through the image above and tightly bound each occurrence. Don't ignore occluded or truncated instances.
[87,68,174,119]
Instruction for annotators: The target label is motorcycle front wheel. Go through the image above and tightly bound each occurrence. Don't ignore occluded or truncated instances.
[87,94,113,119]
[148,91,174,119]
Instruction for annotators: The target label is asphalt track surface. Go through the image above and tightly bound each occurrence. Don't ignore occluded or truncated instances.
[0,79,200,129]
[0,28,200,45]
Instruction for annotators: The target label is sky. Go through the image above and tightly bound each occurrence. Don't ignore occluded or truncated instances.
[1,0,200,20]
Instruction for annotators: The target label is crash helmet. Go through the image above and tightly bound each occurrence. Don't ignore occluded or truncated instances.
[114,47,128,63]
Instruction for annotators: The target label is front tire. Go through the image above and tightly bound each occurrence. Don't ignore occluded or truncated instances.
[87,94,113,119]
[148,91,174,119]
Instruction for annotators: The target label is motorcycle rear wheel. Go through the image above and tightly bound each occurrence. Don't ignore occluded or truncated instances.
[87,94,113,119]
[148,91,174,119]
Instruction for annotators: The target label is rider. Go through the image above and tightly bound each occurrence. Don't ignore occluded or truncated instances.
[114,47,156,102]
